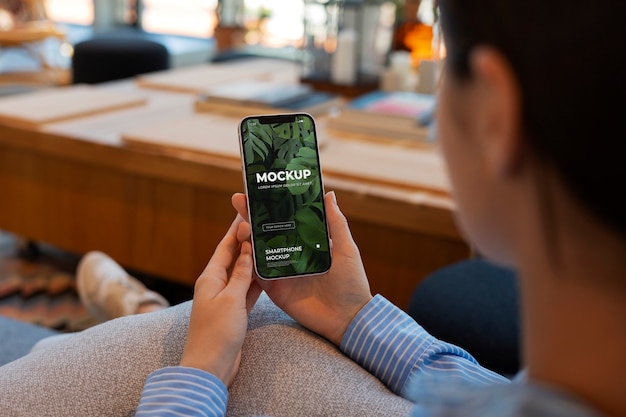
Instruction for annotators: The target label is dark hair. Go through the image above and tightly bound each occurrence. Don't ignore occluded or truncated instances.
[439,0,626,237]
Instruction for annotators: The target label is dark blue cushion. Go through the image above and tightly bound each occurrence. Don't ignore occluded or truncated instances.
[407,259,520,376]
[72,37,169,84]
[0,317,59,366]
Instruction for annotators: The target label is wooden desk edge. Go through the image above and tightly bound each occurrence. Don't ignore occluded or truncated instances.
[0,122,462,241]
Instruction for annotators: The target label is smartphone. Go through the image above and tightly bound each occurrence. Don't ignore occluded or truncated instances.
[238,113,332,280]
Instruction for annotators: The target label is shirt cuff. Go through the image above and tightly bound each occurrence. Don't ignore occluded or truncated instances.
[341,295,436,396]
[136,366,228,417]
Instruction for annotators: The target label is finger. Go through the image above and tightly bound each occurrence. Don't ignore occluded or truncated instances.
[237,221,251,244]
[203,215,244,273]
[223,241,255,298]
[235,222,261,283]
[197,216,245,296]
[325,191,358,254]
[231,193,249,220]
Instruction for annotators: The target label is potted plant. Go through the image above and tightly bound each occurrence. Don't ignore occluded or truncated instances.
[214,0,246,51]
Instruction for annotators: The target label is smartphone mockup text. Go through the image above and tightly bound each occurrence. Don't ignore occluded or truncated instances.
[239,113,331,280]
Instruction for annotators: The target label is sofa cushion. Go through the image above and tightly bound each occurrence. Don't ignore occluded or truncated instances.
[0,294,413,416]
[0,317,58,366]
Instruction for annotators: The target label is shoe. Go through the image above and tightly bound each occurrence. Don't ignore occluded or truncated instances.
[76,251,170,323]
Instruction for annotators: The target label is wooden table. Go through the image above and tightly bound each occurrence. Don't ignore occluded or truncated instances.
[0,61,469,309]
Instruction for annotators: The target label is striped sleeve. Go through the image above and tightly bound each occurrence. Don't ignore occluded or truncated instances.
[341,295,508,398]
[136,366,228,417]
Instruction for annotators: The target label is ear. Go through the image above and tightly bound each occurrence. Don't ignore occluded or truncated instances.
[469,47,523,177]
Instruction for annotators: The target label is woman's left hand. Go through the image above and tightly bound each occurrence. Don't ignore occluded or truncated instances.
[180,215,263,386]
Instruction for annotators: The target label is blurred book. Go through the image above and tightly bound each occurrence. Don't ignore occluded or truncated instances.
[136,59,300,94]
[195,80,344,117]
[0,85,146,129]
[327,90,436,142]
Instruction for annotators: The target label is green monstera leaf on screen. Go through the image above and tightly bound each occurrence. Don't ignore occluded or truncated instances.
[250,199,270,231]
[273,120,315,161]
[294,204,328,251]
[243,122,273,162]
[286,146,320,196]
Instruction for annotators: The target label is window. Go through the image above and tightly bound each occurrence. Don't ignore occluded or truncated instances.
[243,0,304,48]
[42,0,306,46]
[141,0,305,46]
[141,0,218,38]
[44,0,93,25]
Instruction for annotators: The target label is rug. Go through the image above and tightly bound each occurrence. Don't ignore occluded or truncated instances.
[0,231,194,332]
[0,232,97,332]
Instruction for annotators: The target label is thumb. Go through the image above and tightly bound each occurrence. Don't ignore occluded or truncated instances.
[231,193,249,221]
[225,241,254,297]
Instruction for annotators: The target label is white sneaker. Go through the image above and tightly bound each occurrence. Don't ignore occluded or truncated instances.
[76,251,170,323]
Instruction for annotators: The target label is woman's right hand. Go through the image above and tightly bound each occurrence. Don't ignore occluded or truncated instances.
[232,191,373,347]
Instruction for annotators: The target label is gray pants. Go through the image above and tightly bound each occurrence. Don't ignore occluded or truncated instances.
[0,294,412,417]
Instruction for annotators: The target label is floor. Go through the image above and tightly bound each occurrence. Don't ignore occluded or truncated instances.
[0,231,194,332]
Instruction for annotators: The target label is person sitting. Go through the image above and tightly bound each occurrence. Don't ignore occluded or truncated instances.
[132,0,626,415]
[2,0,625,415]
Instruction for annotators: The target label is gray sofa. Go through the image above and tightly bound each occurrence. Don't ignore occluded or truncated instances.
[0,259,520,416]
[0,294,413,417]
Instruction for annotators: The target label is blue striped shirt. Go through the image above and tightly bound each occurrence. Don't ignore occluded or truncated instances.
[136,367,227,417]
[136,295,602,417]
[341,295,507,397]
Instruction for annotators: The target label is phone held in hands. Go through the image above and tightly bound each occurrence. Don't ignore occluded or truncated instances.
[238,113,332,280]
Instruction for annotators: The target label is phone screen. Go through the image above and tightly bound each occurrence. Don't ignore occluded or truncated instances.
[239,113,331,280]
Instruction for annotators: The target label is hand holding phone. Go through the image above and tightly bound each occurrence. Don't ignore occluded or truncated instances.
[238,113,332,280]
[181,216,262,385]
[231,191,373,346]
